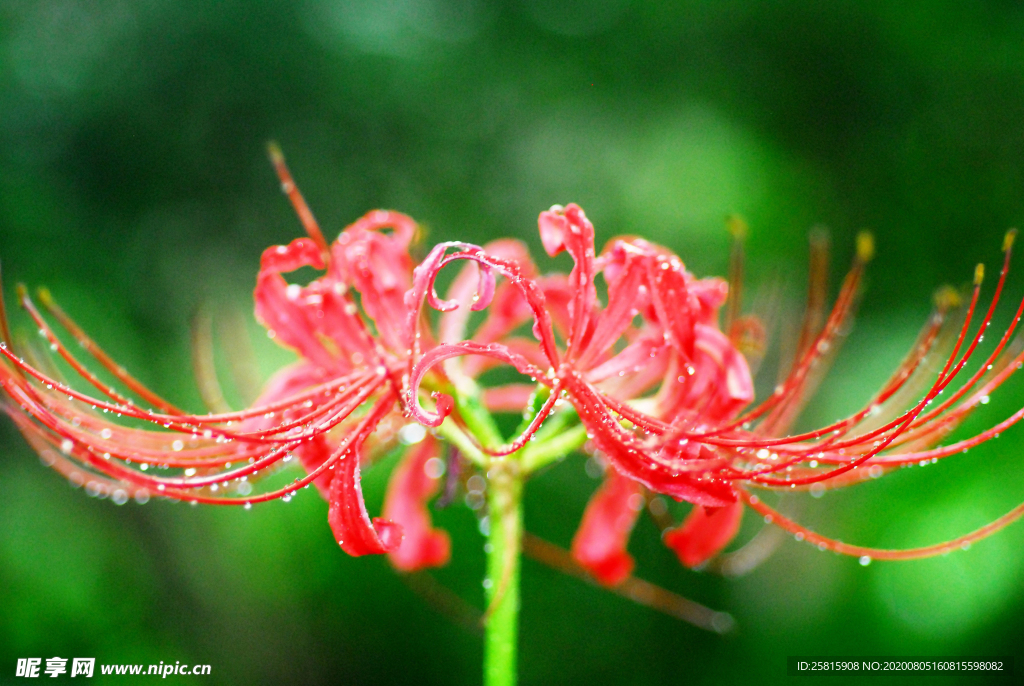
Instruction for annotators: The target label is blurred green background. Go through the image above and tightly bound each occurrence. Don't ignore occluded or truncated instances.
[2,1,1024,684]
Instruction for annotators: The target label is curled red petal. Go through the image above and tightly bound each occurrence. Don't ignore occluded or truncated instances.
[571,470,644,586]
[539,205,598,359]
[408,243,561,368]
[647,253,700,358]
[664,501,744,568]
[327,395,403,556]
[328,449,403,556]
[332,212,418,352]
[404,242,501,366]
[577,249,648,369]
[405,340,548,426]
[689,276,730,325]
[538,207,570,257]
[659,324,754,423]
[260,237,325,273]
[383,437,451,571]
[255,239,339,370]
[344,209,417,250]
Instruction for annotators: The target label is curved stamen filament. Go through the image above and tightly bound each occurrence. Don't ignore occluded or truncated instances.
[741,489,1024,561]
[35,288,186,415]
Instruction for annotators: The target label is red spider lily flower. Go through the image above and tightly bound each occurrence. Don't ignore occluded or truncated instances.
[405,203,1024,581]
[0,150,452,572]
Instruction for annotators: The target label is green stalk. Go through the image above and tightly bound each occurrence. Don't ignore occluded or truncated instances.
[484,461,522,686]
[444,380,581,685]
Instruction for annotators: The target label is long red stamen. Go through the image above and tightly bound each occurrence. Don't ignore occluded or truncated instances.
[267,142,331,262]
[37,288,185,415]
[741,489,1024,561]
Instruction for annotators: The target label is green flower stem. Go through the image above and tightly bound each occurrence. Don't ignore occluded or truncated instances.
[437,380,584,686]
[519,424,588,473]
[455,388,505,450]
[484,461,522,686]
[434,419,489,468]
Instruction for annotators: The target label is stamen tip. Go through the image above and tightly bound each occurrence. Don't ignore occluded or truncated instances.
[36,287,53,307]
[856,231,874,263]
[14,283,27,303]
[266,140,284,165]
[725,214,747,240]
[974,263,985,286]
[933,285,962,310]
[1003,228,1017,252]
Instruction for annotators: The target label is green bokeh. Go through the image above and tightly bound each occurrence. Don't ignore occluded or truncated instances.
[1,1,1023,684]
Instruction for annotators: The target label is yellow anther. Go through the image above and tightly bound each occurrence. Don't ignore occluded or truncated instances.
[974,263,985,286]
[933,285,962,310]
[856,231,875,262]
[725,214,748,240]
[266,140,284,165]
[1004,228,1018,252]
[36,287,53,307]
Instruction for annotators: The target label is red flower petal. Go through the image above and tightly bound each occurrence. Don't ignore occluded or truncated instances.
[406,340,547,427]
[576,245,648,369]
[328,447,403,556]
[382,437,451,571]
[539,205,598,358]
[571,470,644,586]
[664,501,744,568]
[327,396,403,556]
[255,239,339,370]
[331,211,418,353]
[255,238,377,371]
[658,324,754,423]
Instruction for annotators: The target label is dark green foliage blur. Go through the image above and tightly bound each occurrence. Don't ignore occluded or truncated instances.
[2,1,1024,684]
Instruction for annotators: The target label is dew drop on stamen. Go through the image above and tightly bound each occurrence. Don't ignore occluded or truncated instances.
[60,439,74,455]
[172,440,184,451]
[859,555,872,566]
